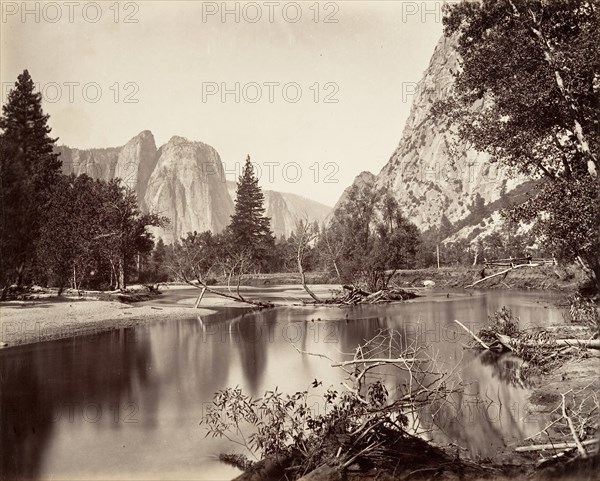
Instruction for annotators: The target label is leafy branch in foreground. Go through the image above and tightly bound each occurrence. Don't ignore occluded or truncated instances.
[201,330,469,480]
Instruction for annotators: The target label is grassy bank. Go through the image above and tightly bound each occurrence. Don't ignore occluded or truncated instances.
[226,265,586,291]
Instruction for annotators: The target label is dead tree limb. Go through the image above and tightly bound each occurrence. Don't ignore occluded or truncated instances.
[453,319,490,349]
[561,391,588,458]
[465,263,541,288]
[294,218,322,302]
[515,438,597,453]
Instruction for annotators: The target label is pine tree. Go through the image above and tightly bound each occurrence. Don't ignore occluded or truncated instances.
[438,215,453,241]
[0,70,61,290]
[227,155,274,270]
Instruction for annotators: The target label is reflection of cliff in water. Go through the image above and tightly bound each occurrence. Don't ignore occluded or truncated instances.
[0,328,154,479]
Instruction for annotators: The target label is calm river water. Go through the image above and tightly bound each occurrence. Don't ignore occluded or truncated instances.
[1,287,566,480]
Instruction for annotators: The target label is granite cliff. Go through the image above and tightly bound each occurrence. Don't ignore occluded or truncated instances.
[58,133,331,242]
[335,35,532,242]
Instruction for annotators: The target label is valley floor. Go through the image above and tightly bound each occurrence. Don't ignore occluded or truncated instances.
[0,263,588,349]
[0,286,244,348]
[232,265,587,291]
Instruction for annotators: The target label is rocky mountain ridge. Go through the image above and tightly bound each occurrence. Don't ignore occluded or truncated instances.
[336,35,532,244]
[57,133,331,243]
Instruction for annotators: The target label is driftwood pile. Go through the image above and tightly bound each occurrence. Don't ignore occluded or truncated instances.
[325,285,420,305]
[453,320,600,353]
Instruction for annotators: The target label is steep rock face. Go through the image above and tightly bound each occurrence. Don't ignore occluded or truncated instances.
[58,133,331,242]
[144,136,234,244]
[226,181,331,238]
[58,145,120,181]
[336,35,525,236]
[113,130,158,207]
[265,191,331,238]
[331,171,377,214]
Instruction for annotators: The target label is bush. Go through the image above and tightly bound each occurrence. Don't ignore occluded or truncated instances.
[478,307,520,344]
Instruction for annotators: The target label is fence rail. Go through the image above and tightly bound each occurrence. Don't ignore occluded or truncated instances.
[484,256,557,267]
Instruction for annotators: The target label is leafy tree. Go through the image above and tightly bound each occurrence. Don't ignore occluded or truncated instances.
[325,183,381,284]
[167,231,223,284]
[441,0,600,290]
[146,238,169,282]
[472,193,486,217]
[36,176,167,291]
[36,174,103,292]
[438,214,453,242]
[325,187,421,291]
[98,180,167,289]
[227,156,275,271]
[0,70,61,293]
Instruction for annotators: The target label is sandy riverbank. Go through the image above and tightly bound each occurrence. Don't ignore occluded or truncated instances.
[0,289,248,348]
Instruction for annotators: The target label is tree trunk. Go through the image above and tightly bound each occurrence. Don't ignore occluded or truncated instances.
[509,0,598,178]
[16,263,24,287]
[297,247,321,302]
[591,259,600,296]
[577,255,600,295]
[118,257,126,291]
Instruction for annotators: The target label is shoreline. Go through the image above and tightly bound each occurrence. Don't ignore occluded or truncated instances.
[0,277,584,349]
[0,291,249,349]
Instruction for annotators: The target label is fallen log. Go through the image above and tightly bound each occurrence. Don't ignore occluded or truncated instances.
[495,334,600,350]
[465,263,541,289]
[453,319,490,349]
[515,438,598,453]
[317,286,419,305]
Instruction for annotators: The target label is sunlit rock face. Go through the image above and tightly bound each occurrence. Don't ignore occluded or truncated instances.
[58,133,331,243]
[226,181,332,238]
[143,136,234,244]
[57,145,120,182]
[113,130,158,207]
[58,133,232,244]
[334,35,529,241]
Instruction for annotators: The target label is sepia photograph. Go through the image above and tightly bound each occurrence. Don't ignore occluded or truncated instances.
[0,1,598,480]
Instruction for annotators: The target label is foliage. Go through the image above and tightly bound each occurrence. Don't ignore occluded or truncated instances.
[567,294,600,335]
[167,230,226,283]
[322,188,421,291]
[202,383,368,469]
[36,174,167,290]
[478,306,595,378]
[441,0,600,290]
[0,70,62,288]
[478,307,521,344]
[143,238,169,283]
[202,330,461,479]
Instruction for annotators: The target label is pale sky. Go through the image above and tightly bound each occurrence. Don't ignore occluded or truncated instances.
[0,0,445,206]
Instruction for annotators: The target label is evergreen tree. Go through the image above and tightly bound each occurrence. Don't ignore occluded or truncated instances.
[438,215,453,241]
[149,238,169,282]
[0,70,61,291]
[227,155,274,270]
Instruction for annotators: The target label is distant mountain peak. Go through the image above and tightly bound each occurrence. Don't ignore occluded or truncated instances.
[333,35,528,243]
[57,134,331,241]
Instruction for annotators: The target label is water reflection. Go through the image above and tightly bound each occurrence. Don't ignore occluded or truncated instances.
[1,328,154,479]
[0,290,562,480]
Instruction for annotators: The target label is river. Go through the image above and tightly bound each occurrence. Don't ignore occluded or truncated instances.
[0,287,567,480]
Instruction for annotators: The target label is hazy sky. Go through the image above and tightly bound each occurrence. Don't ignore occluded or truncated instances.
[1,1,445,205]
